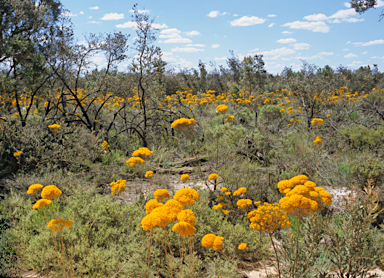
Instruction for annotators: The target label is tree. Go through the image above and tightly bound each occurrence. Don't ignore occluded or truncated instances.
[350,0,384,20]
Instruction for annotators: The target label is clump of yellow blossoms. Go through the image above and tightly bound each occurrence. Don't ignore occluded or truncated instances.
[233,187,247,196]
[27,184,43,195]
[202,234,225,250]
[311,118,324,127]
[48,124,61,130]
[101,140,109,150]
[313,136,323,144]
[126,157,145,167]
[172,209,197,236]
[220,187,227,192]
[226,115,235,122]
[41,185,62,199]
[171,118,196,131]
[208,173,219,181]
[238,243,247,250]
[216,105,228,113]
[180,174,190,182]
[145,171,154,178]
[32,199,52,210]
[145,199,164,215]
[132,147,153,159]
[278,175,332,218]
[153,189,171,201]
[110,179,126,195]
[174,188,199,207]
[247,202,291,233]
[47,218,74,231]
[237,199,253,209]
[13,151,22,157]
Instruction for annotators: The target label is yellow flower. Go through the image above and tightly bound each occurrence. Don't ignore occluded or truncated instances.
[225,192,231,196]
[174,188,199,207]
[220,187,227,193]
[226,115,235,122]
[0,116,6,121]
[233,187,247,196]
[217,195,224,201]
[145,199,163,215]
[47,219,74,231]
[153,189,171,201]
[13,151,22,157]
[171,118,196,131]
[180,174,189,182]
[110,179,126,195]
[238,243,247,250]
[172,222,196,236]
[27,184,43,195]
[48,124,61,130]
[237,199,253,208]
[313,136,323,144]
[202,234,216,248]
[208,173,219,181]
[101,141,109,150]
[222,210,230,215]
[132,147,153,159]
[327,114,331,117]
[32,199,52,209]
[177,209,196,226]
[216,105,228,113]
[213,236,224,250]
[311,118,324,127]
[126,157,145,167]
[145,171,154,178]
[41,185,62,199]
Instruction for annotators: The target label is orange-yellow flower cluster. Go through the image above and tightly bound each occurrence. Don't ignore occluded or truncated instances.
[27,184,43,195]
[237,199,253,209]
[172,209,197,236]
[32,199,52,210]
[180,174,189,182]
[110,179,126,195]
[171,118,196,131]
[202,233,224,250]
[126,156,145,167]
[208,173,219,181]
[226,115,235,122]
[173,188,199,207]
[153,189,171,201]
[313,136,323,144]
[216,105,228,113]
[101,140,109,150]
[233,187,247,196]
[48,124,61,130]
[47,218,74,231]
[132,147,153,159]
[247,202,291,233]
[41,185,62,199]
[238,243,247,250]
[13,151,22,157]
[145,171,154,178]
[311,118,324,127]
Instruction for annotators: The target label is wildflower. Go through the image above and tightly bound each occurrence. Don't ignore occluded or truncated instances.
[311,118,324,127]
[145,171,154,178]
[145,199,163,214]
[94,119,99,123]
[132,147,153,159]
[237,199,253,208]
[13,151,22,157]
[0,116,6,121]
[202,234,216,248]
[101,141,109,150]
[327,114,331,117]
[177,209,196,226]
[226,115,235,122]
[217,195,224,201]
[164,199,184,220]
[172,222,196,236]
[32,199,52,209]
[171,118,196,131]
[27,184,43,195]
[313,136,323,144]
[280,109,286,113]
[110,179,126,195]
[238,243,247,250]
[223,210,230,215]
[126,157,145,167]
[233,187,247,196]
[221,187,227,193]
[225,192,231,196]
[180,174,189,182]
[41,185,62,199]
[216,105,228,113]
[48,124,61,130]
[153,189,171,201]
[213,236,224,250]
[174,188,199,207]
[208,173,219,181]
[47,219,74,231]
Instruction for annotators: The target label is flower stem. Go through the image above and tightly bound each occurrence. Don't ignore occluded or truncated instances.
[269,233,281,278]
[293,217,302,278]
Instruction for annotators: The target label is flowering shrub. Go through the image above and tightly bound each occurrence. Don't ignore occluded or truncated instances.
[311,118,324,127]
[225,115,235,122]
[110,179,126,195]
[126,156,145,167]
[180,174,190,182]
[216,105,228,113]
[171,118,196,131]
[247,203,291,233]
[132,147,153,159]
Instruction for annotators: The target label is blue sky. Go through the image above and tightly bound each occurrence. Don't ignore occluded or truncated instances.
[60,0,384,74]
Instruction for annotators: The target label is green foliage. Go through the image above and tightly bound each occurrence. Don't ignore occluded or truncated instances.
[258,105,282,124]
[341,125,384,150]
[351,157,384,187]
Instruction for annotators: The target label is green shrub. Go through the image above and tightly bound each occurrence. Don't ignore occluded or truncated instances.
[258,105,282,124]
[351,157,384,188]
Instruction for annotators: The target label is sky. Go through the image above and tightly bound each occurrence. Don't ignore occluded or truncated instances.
[60,0,384,74]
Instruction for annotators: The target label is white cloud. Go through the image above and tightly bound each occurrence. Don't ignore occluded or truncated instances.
[362,51,368,54]
[87,16,92,19]
[212,44,220,48]
[293,43,311,50]
[208,10,220,18]
[347,41,351,44]
[233,14,238,17]
[345,53,358,58]
[230,16,266,26]
[343,17,364,22]
[101,13,124,20]
[248,48,259,53]
[129,9,150,14]
[319,52,333,56]
[377,0,384,7]
[116,22,136,28]
[88,21,100,24]
[214,57,227,60]
[303,13,328,21]
[344,2,351,8]
[163,38,192,43]
[354,39,384,46]
[152,23,168,29]
[282,31,292,34]
[343,48,349,51]
[259,47,296,59]
[185,30,201,36]
[77,40,87,46]
[171,47,204,53]
[62,11,75,17]
[161,28,180,35]
[295,55,320,60]
[282,21,329,33]
[187,44,205,47]
[268,14,277,17]
[268,23,275,27]
[332,19,341,23]
[89,6,99,10]
[371,56,384,59]
[347,61,363,66]
[329,9,356,19]
[277,38,296,44]
[80,11,84,15]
